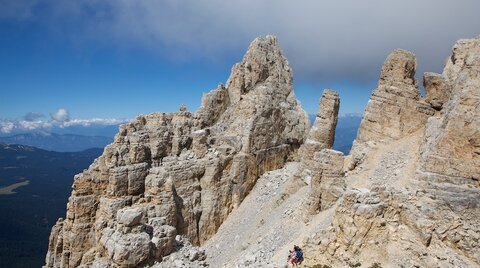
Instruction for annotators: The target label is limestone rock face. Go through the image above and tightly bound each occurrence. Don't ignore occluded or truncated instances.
[419,37,480,179]
[44,35,309,268]
[415,37,480,263]
[349,49,435,169]
[423,72,451,110]
[307,90,340,149]
[45,35,480,268]
[202,37,480,268]
[295,89,344,213]
[307,149,345,213]
[298,90,340,168]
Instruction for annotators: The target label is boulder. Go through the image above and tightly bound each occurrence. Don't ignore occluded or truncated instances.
[117,208,143,227]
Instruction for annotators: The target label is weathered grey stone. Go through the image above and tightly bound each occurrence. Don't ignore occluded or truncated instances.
[307,149,345,213]
[295,90,344,213]
[349,49,435,170]
[117,207,143,227]
[100,228,152,267]
[304,89,340,155]
[423,72,450,110]
[304,37,480,268]
[44,35,480,268]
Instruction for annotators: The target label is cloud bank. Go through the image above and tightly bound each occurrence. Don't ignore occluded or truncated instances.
[0,110,128,134]
[2,0,480,83]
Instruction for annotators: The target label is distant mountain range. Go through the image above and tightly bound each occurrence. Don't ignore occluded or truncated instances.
[0,143,102,268]
[0,132,113,152]
[309,113,362,154]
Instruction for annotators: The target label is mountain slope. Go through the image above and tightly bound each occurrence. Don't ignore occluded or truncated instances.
[0,144,102,268]
[0,132,113,152]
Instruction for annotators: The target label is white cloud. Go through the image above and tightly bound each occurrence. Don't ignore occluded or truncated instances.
[61,118,128,127]
[0,117,129,134]
[18,120,53,130]
[50,108,70,122]
[0,121,15,134]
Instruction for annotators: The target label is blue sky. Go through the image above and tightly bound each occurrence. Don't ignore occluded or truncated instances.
[1,0,479,134]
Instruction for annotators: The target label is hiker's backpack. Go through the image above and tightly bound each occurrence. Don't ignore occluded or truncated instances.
[297,249,304,262]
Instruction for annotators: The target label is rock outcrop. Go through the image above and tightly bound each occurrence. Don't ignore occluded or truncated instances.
[304,90,340,151]
[348,49,435,170]
[44,35,309,268]
[295,89,345,213]
[423,72,451,110]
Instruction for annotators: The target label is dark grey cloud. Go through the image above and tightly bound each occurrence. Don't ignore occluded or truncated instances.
[3,0,480,83]
[23,112,44,121]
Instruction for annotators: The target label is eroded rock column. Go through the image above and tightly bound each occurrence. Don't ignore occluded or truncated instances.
[296,89,345,213]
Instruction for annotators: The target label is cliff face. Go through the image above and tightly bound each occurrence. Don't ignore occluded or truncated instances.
[44,35,309,268]
[415,37,480,264]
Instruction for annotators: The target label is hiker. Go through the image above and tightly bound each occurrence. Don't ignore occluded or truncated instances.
[294,245,304,265]
[287,249,298,267]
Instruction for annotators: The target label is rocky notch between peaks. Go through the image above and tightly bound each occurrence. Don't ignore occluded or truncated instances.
[45,35,480,268]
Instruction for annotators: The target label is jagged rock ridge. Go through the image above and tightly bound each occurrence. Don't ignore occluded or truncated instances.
[45,35,480,268]
[44,35,309,268]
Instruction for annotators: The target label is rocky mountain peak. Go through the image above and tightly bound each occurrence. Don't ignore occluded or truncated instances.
[44,35,309,268]
[378,48,420,99]
[226,35,292,103]
[348,48,435,169]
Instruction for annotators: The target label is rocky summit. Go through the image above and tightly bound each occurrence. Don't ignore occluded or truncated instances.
[45,36,480,268]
